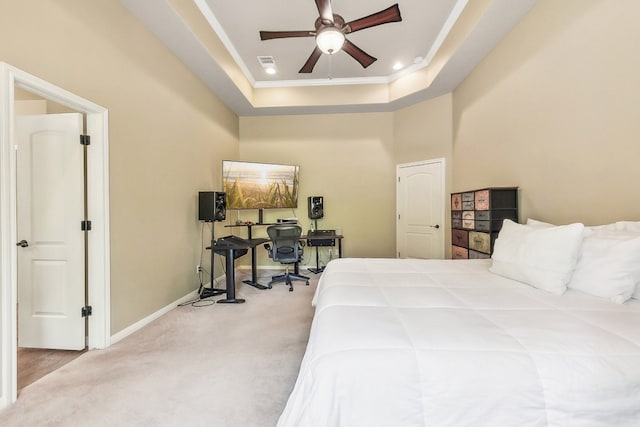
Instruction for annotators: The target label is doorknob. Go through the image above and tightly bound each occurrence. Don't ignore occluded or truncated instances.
[429,224,440,229]
[16,240,28,247]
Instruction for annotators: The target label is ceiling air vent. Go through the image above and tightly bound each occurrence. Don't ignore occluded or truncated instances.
[258,56,275,66]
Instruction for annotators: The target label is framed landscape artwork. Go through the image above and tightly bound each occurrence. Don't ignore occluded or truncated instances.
[222,160,300,209]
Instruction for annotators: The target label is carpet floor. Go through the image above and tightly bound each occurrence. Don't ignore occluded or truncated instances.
[0,269,318,427]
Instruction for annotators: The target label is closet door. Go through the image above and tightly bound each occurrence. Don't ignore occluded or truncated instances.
[396,159,445,259]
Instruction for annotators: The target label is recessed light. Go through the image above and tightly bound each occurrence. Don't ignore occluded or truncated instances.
[265,67,277,75]
[392,62,403,71]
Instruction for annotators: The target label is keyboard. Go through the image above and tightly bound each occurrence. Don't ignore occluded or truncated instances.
[218,235,250,245]
[212,235,249,258]
[308,229,335,237]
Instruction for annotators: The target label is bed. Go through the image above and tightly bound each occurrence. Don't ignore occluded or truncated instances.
[277,221,640,426]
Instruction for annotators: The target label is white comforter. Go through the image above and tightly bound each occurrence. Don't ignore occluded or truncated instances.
[277,258,640,427]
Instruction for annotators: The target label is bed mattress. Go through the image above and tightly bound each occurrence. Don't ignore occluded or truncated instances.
[277,258,640,427]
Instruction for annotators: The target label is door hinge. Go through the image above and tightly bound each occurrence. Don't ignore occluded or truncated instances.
[82,306,92,317]
[81,220,92,231]
[80,134,90,145]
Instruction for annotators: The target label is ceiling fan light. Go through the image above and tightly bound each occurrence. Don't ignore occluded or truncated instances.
[316,28,345,55]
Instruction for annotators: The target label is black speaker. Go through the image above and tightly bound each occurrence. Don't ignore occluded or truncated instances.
[199,191,226,222]
[308,196,324,219]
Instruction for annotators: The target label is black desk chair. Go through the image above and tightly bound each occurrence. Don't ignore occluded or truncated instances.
[264,225,309,291]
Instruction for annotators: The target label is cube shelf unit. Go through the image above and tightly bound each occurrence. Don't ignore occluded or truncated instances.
[451,187,518,259]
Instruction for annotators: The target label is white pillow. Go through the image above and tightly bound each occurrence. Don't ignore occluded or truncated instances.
[615,221,640,233]
[527,218,640,299]
[611,222,640,299]
[526,218,554,228]
[527,218,617,234]
[568,231,640,303]
[490,219,585,294]
[595,227,640,300]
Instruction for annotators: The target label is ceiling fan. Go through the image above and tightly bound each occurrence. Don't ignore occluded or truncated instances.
[259,0,402,73]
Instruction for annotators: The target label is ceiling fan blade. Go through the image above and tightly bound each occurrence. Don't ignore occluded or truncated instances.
[345,3,402,34]
[315,0,334,25]
[299,47,323,73]
[260,30,314,41]
[342,40,377,68]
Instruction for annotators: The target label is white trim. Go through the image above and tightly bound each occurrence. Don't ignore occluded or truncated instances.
[110,290,199,345]
[85,109,111,351]
[0,62,111,409]
[0,62,17,411]
[108,265,309,346]
[237,265,288,271]
[194,0,257,86]
[389,0,469,84]
[253,75,389,89]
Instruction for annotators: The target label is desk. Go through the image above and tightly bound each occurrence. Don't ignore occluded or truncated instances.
[225,223,275,289]
[241,238,270,289]
[303,232,344,273]
[208,238,251,304]
[225,223,337,278]
[225,222,276,239]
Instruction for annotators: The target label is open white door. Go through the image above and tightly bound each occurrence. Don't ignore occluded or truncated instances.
[1,63,111,408]
[16,113,85,350]
[396,159,445,259]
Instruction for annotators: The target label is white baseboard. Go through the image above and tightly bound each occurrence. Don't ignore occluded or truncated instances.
[109,285,209,345]
[237,264,316,271]
[237,265,281,271]
[109,265,312,345]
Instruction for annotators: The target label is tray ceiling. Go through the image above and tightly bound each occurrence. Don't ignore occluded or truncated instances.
[121,0,537,116]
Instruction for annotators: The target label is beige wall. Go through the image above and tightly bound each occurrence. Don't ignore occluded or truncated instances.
[453,0,640,225]
[239,113,396,267]
[393,93,454,253]
[393,93,453,165]
[238,96,454,267]
[0,0,239,334]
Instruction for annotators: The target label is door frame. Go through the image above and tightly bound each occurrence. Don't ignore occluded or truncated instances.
[0,62,111,408]
[396,158,446,259]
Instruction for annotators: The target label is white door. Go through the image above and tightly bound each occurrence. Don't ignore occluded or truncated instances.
[16,113,85,350]
[396,159,445,259]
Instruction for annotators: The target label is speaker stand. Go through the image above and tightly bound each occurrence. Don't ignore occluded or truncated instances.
[307,219,323,274]
[308,242,325,274]
[201,221,227,299]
